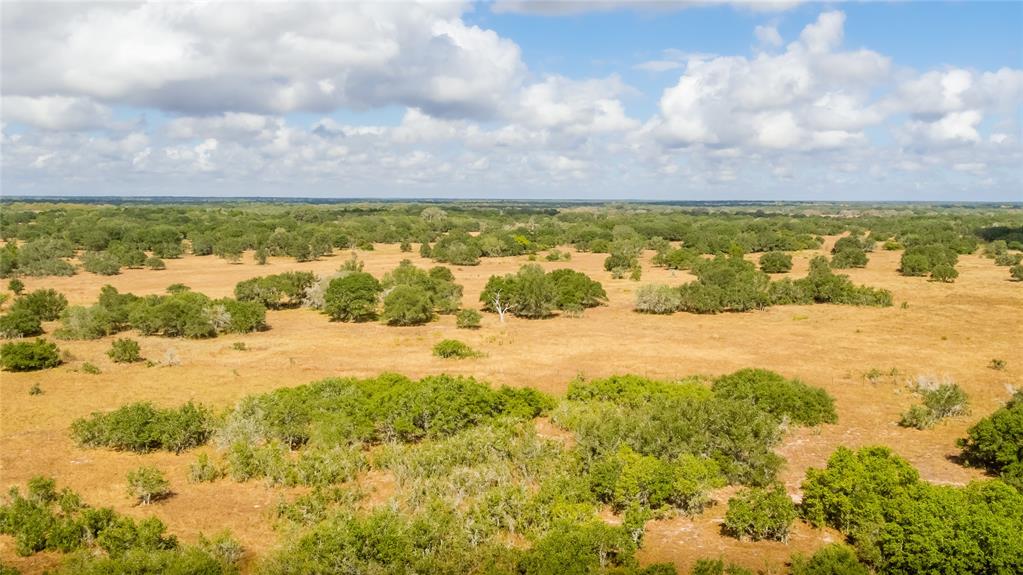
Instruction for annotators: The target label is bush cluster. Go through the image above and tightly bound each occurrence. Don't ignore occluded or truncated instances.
[380,260,463,325]
[898,379,969,429]
[800,446,1023,574]
[235,271,316,309]
[830,236,871,269]
[71,402,213,454]
[480,264,607,319]
[712,368,837,426]
[722,483,797,542]
[0,338,62,371]
[432,339,480,359]
[957,391,1023,489]
[758,251,793,273]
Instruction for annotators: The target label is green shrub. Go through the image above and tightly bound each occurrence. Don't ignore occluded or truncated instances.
[455,308,482,329]
[0,308,44,338]
[722,483,797,542]
[589,447,724,513]
[930,262,958,282]
[677,254,771,313]
[10,288,68,320]
[8,278,24,294]
[958,392,1023,489]
[381,260,463,315]
[712,368,837,426]
[144,256,166,270]
[323,272,381,322]
[54,305,117,340]
[432,339,480,359]
[382,284,434,326]
[481,265,605,319]
[899,379,969,429]
[72,401,212,453]
[107,338,142,363]
[758,251,793,273]
[634,284,682,314]
[234,272,316,309]
[566,374,712,406]
[790,544,869,575]
[1011,263,1023,281]
[126,467,171,505]
[690,559,754,575]
[800,446,1023,574]
[189,454,224,483]
[81,362,101,375]
[82,252,122,276]
[0,338,61,371]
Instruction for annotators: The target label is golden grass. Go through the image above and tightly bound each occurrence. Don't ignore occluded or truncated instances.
[2,239,1021,573]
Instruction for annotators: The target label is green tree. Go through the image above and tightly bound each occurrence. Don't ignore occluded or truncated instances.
[323,272,381,322]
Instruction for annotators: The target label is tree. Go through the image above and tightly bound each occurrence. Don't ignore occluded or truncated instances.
[0,338,62,371]
[126,467,171,505]
[930,263,958,282]
[108,338,143,363]
[323,272,381,322]
[723,483,797,542]
[957,391,1023,489]
[758,251,792,273]
[82,252,122,275]
[634,284,681,314]
[382,285,434,326]
[10,289,68,320]
[0,308,44,338]
[455,308,481,329]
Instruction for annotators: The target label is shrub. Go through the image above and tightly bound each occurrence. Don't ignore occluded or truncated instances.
[455,308,482,329]
[589,447,724,513]
[8,278,24,295]
[107,338,142,363]
[930,262,958,282]
[382,284,434,326]
[323,272,381,322]
[795,257,891,307]
[958,392,1023,489]
[432,339,479,359]
[690,559,754,575]
[989,358,1006,370]
[899,244,958,277]
[10,288,68,320]
[189,453,224,483]
[712,368,837,426]
[0,338,61,371]
[800,446,1023,574]
[1011,262,1023,281]
[126,467,171,505]
[81,362,101,375]
[634,284,681,314]
[677,254,771,313]
[758,251,792,273]
[144,256,166,270]
[899,380,969,429]
[481,265,605,319]
[54,305,117,340]
[993,252,1022,266]
[790,545,869,575]
[235,272,316,309]
[82,252,122,276]
[519,519,644,575]
[722,483,797,542]
[71,401,212,453]
[0,308,44,338]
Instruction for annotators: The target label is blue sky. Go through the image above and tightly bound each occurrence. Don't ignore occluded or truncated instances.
[2,1,1021,200]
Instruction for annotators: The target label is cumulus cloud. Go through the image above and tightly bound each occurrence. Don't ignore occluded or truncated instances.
[2,96,112,131]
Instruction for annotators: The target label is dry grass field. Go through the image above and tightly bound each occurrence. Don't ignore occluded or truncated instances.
[2,238,1020,573]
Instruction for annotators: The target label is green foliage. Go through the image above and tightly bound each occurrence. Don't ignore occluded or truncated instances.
[126,467,171,505]
[653,248,699,270]
[634,284,682,314]
[930,262,958,282]
[589,447,724,514]
[899,380,969,429]
[690,559,754,575]
[323,271,381,322]
[900,244,958,277]
[559,377,783,486]
[0,308,44,339]
[107,338,142,363]
[758,251,792,273]
[0,338,61,371]
[519,519,645,575]
[958,392,1023,489]
[8,278,24,294]
[830,236,870,269]
[125,289,265,337]
[455,308,482,329]
[432,338,480,359]
[1012,263,1023,281]
[794,256,892,306]
[382,284,435,326]
[189,453,224,483]
[790,544,869,575]
[800,446,1023,574]
[234,272,316,309]
[481,264,605,319]
[677,254,771,313]
[81,362,101,375]
[712,368,837,426]
[10,288,68,320]
[722,483,797,542]
[82,251,122,275]
[382,260,463,315]
[144,256,166,270]
[71,401,212,454]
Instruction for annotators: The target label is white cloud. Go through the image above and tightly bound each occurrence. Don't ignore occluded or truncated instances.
[2,96,111,131]
[754,24,783,48]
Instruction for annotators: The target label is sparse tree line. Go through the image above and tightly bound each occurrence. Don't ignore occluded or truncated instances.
[636,252,892,315]
[3,203,1019,287]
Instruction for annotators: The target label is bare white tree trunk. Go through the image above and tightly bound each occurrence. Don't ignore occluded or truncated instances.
[493,291,510,323]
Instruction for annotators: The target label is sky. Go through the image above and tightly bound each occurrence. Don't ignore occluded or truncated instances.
[1,1,1021,201]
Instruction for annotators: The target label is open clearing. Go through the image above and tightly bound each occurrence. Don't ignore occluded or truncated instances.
[2,238,1021,573]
